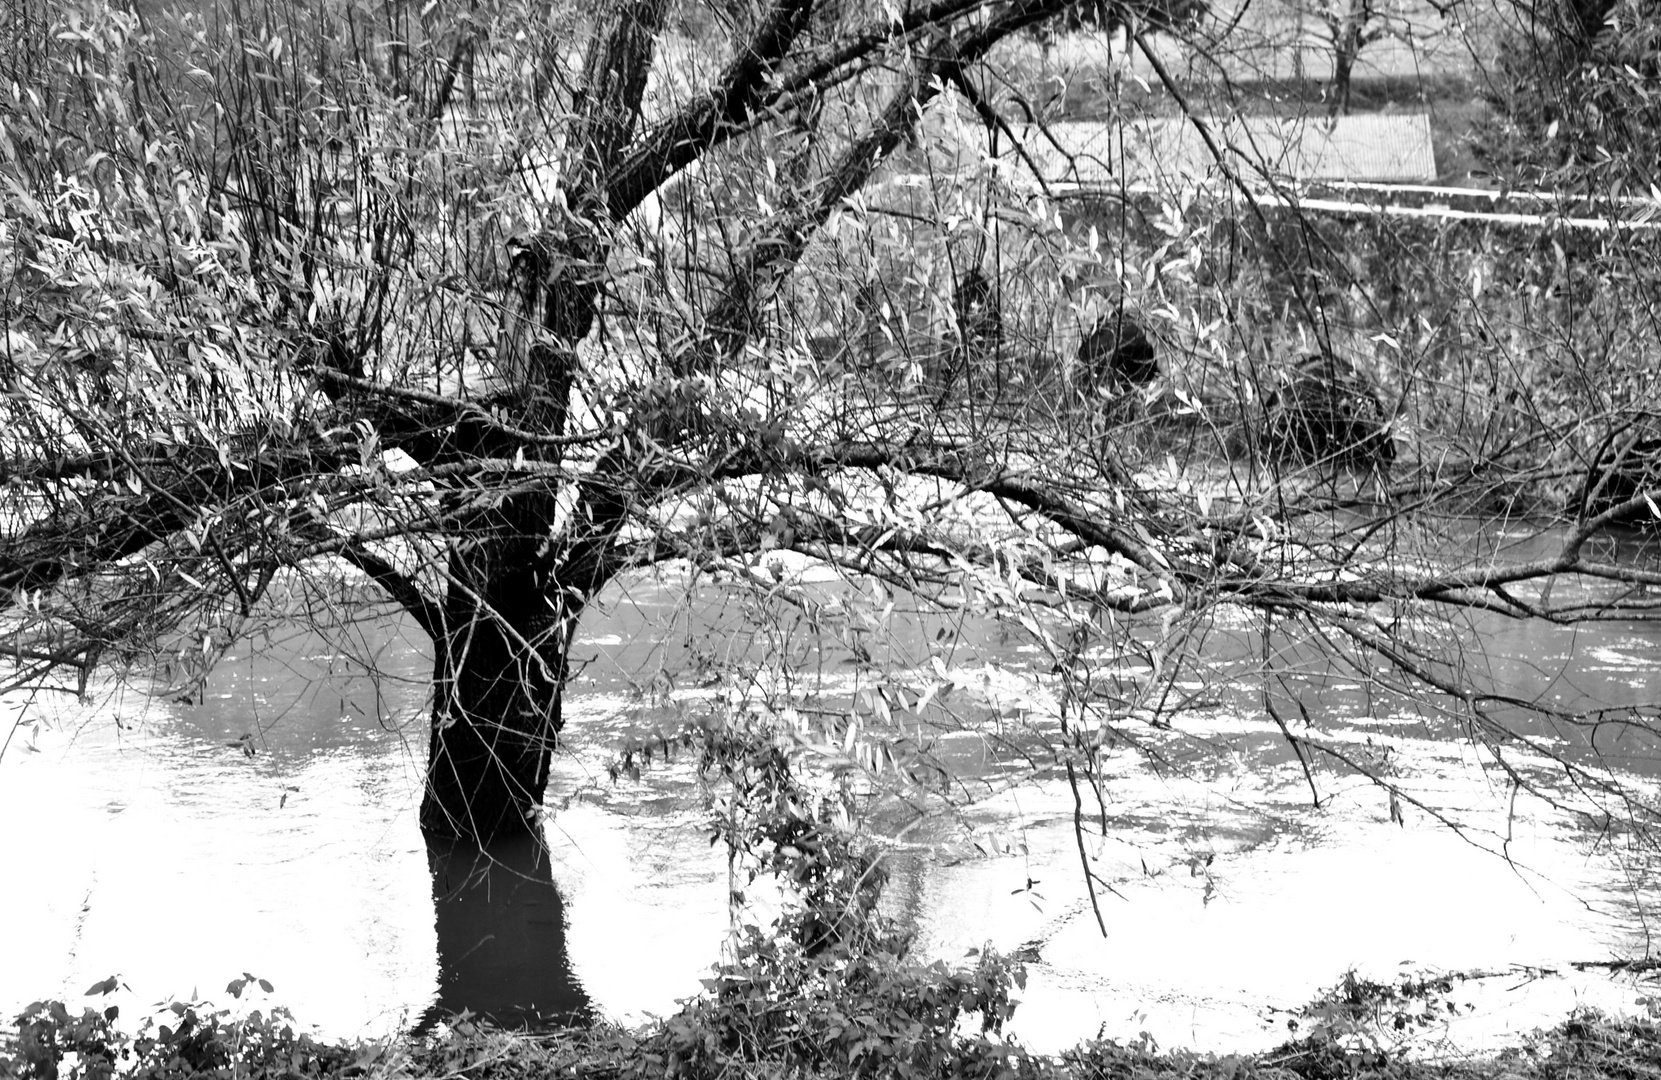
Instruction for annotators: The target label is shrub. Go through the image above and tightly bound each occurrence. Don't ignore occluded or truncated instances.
[3,977,364,1080]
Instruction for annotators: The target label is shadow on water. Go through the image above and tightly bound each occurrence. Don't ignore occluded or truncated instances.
[413,832,592,1035]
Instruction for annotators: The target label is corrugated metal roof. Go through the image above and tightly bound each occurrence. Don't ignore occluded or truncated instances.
[1028,114,1437,186]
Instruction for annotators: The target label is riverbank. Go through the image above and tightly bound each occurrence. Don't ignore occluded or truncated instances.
[398,1009,1661,1080]
[474,1012,1661,1079]
[8,989,1660,1080]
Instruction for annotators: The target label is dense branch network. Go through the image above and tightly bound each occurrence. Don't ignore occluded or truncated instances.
[4,0,1661,851]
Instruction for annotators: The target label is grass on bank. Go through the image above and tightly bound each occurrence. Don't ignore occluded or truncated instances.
[5,970,1661,1080]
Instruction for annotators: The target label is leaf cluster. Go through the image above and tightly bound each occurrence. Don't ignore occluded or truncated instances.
[1476,0,1661,189]
[3,979,362,1080]
[603,704,1036,1078]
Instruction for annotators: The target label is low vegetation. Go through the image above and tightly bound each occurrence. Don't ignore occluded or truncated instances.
[8,960,1661,1080]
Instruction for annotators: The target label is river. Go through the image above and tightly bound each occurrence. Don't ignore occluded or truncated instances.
[3,539,1660,1056]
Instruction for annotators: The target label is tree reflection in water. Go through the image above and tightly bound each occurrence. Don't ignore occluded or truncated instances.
[415,831,591,1033]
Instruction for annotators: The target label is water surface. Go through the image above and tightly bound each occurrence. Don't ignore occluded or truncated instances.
[4,546,1661,1054]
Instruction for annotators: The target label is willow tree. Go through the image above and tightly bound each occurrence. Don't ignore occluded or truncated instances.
[2,0,1660,867]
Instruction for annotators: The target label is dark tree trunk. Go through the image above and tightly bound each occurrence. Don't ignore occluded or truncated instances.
[412,831,591,1032]
[420,493,578,842]
[1331,37,1357,115]
[420,192,604,842]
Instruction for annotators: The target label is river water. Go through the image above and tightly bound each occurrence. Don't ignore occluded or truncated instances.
[4,537,1661,1056]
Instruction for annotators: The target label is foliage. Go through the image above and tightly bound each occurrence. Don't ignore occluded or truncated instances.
[626,716,1033,1079]
[654,920,1033,1078]
[2,978,366,1080]
[1063,1011,1661,1080]
[10,963,1661,1080]
[1069,183,1661,513]
[1052,0,1209,35]
[1475,0,1661,189]
[1282,969,1469,1065]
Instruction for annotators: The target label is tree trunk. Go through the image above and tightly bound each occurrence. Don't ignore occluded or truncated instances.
[423,196,603,842]
[1330,43,1357,116]
[420,494,577,842]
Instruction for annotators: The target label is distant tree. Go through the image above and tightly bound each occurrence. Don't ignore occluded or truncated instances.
[1272,0,1448,114]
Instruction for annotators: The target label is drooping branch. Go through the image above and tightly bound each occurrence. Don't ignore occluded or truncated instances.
[798,441,1181,587]
[571,0,675,192]
[314,369,616,462]
[331,542,445,641]
[692,0,1077,365]
[773,439,1661,624]
[606,0,822,219]
[0,446,352,598]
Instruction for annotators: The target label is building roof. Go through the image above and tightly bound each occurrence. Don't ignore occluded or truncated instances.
[1027,113,1437,187]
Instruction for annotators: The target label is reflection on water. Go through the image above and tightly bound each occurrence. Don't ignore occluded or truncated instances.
[417,834,590,1033]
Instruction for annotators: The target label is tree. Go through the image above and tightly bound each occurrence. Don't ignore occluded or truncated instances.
[1270,0,1447,114]
[3,0,1661,917]
[1476,0,1661,186]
